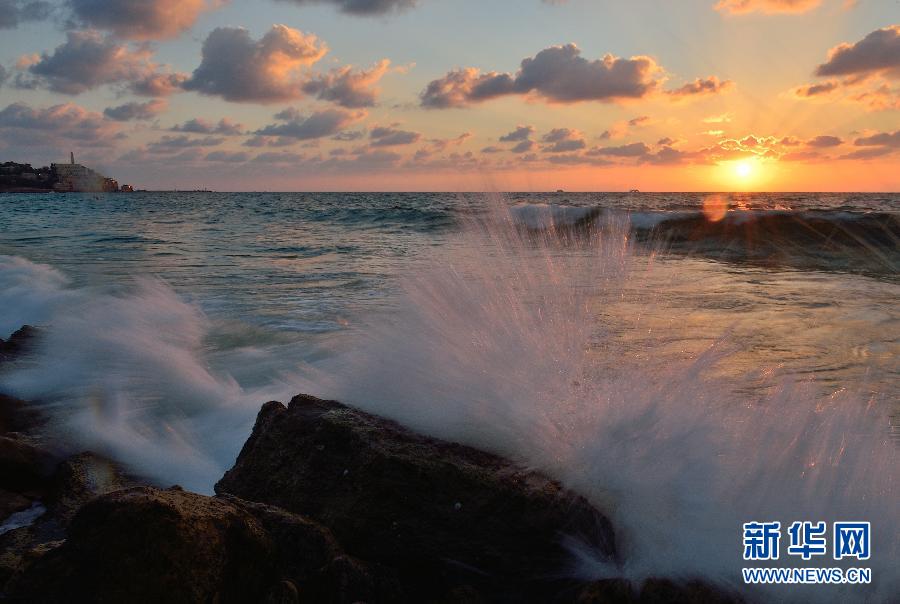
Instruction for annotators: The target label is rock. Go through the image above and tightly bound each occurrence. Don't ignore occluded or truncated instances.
[0,433,56,493]
[12,486,279,603]
[0,394,42,435]
[12,485,405,603]
[0,325,38,363]
[47,451,138,525]
[0,489,32,520]
[576,578,743,604]
[216,394,615,602]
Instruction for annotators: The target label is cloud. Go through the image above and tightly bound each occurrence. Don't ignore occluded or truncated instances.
[421,44,662,107]
[0,65,6,87]
[541,128,586,152]
[499,125,534,142]
[67,0,218,40]
[252,151,306,163]
[666,76,734,100]
[511,140,536,153]
[147,135,224,152]
[587,142,651,157]
[103,99,167,121]
[184,25,328,103]
[172,117,244,135]
[0,101,119,149]
[205,150,250,163]
[302,60,390,107]
[815,26,900,78]
[276,0,417,16]
[792,80,839,97]
[714,0,821,15]
[130,72,189,97]
[805,135,842,147]
[20,30,158,94]
[0,0,51,29]
[369,125,421,146]
[481,146,503,153]
[838,147,894,160]
[854,129,900,147]
[792,26,900,111]
[256,107,365,140]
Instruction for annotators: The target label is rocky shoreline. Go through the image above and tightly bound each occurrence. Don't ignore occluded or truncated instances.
[0,326,741,603]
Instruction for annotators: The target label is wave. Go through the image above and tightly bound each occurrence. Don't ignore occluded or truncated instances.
[508,202,900,276]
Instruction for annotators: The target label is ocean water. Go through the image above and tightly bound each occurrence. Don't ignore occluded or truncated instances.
[0,192,898,601]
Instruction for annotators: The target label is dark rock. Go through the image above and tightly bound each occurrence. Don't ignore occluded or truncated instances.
[576,578,743,604]
[216,394,615,602]
[0,325,38,363]
[12,486,279,603]
[0,489,32,520]
[0,394,42,435]
[0,434,56,493]
[47,451,138,525]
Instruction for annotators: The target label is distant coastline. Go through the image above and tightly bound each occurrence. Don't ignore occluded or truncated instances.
[0,155,133,193]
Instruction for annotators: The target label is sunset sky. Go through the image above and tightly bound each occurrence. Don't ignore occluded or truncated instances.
[0,0,897,191]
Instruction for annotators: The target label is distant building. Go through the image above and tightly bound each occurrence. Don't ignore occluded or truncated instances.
[51,152,119,192]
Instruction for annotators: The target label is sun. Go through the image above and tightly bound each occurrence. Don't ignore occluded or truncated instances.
[735,160,753,179]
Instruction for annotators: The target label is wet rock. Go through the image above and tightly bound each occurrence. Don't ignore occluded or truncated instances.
[0,325,38,363]
[47,451,138,525]
[216,394,615,602]
[0,434,55,493]
[12,486,278,603]
[576,578,743,604]
[0,394,42,435]
[0,489,32,520]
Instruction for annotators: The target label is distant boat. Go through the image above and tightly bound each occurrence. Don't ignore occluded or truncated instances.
[556,189,565,193]
[629,189,640,193]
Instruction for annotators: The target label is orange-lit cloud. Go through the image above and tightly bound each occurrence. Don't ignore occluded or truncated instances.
[421,44,663,107]
[184,25,328,103]
[68,0,220,40]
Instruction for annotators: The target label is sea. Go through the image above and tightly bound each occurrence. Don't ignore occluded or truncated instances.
[0,191,897,601]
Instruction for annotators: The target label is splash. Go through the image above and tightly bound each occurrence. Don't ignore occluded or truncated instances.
[0,255,299,492]
[307,200,898,602]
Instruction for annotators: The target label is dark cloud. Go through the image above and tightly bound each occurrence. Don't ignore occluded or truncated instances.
[666,76,734,99]
[130,72,189,97]
[481,146,503,153]
[499,125,534,142]
[854,130,900,147]
[815,26,900,78]
[0,0,51,29]
[172,118,245,135]
[541,128,586,152]
[22,30,157,94]
[511,140,536,153]
[256,108,365,140]
[205,150,250,163]
[276,0,417,15]
[628,115,651,127]
[67,0,216,40]
[587,142,651,157]
[0,101,119,149]
[184,25,328,103]
[369,125,420,146]
[792,81,839,97]
[714,0,821,14]
[657,137,675,145]
[103,99,167,121]
[421,44,662,108]
[301,60,390,107]
[0,65,6,87]
[838,147,894,160]
[147,135,224,153]
[805,135,842,147]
